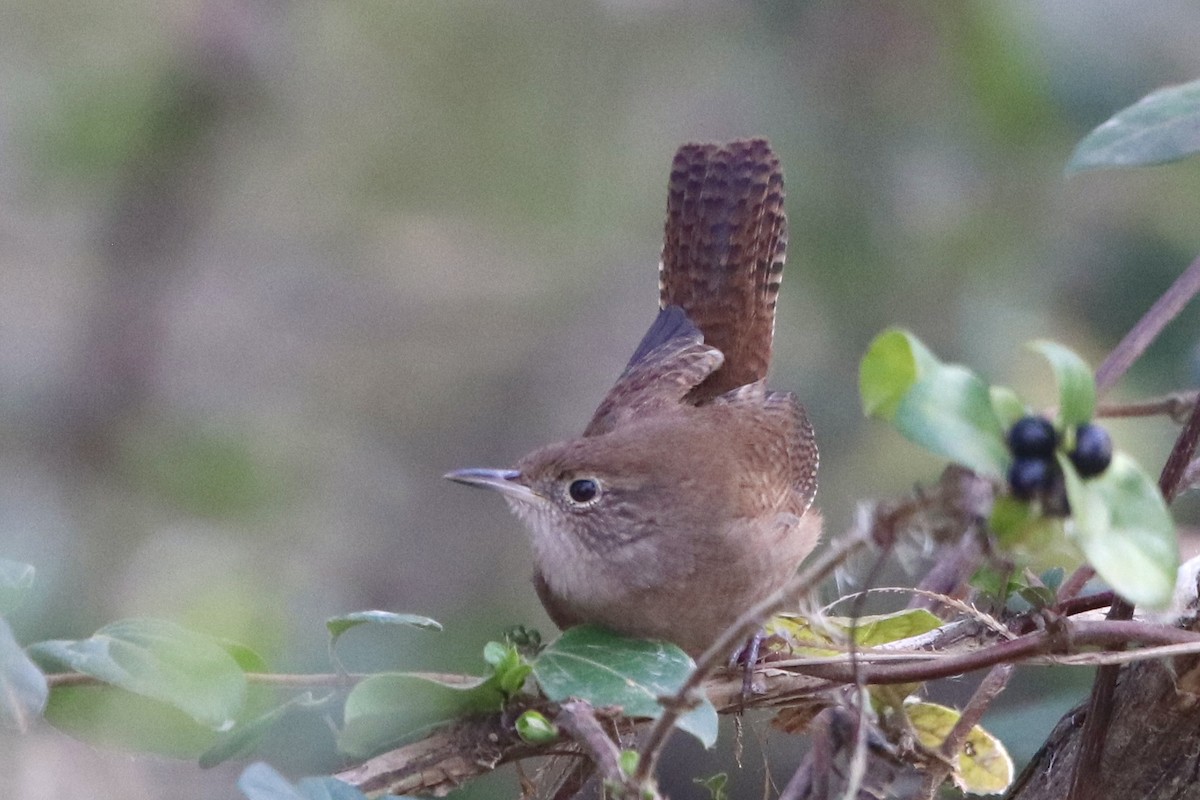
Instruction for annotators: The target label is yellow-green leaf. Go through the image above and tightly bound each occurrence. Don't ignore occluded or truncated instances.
[832,609,943,647]
[907,701,1014,795]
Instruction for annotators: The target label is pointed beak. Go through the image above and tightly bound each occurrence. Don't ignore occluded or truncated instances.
[444,468,539,504]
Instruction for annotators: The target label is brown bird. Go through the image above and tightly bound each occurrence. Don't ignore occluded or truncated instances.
[447,138,821,656]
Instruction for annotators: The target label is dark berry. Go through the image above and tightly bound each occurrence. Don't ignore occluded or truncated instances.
[567,478,600,504]
[1007,415,1058,459]
[1070,423,1112,478]
[1008,457,1053,500]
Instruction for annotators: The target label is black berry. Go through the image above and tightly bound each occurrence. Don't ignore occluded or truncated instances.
[1007,416,1058,459]
[1009,457,1053,501]
[1070,423,1112,478]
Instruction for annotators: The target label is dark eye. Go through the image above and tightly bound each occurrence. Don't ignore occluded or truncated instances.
[567,478,600,504]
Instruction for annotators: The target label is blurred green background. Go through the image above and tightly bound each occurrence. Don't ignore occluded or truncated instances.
[4,1,1200,797]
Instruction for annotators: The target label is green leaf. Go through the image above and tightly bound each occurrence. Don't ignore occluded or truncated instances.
[338,672,505,758]
[44,683,221,757]
[219,639,271,674]
[1067,78,1200,173]
[860,328,923,419]
[831,609,943,646]
[1060,452,1178,608]
[532,625,718,748]
[200,692,334,768]
[0,617,47,731]
[326,611,442,650]
[860,329,1008,476]
[0,560,36,615]
[1028,341,1095,429]
[29,618,246,729]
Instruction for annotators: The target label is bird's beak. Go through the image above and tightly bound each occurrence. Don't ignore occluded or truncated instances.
[444,468,539,504]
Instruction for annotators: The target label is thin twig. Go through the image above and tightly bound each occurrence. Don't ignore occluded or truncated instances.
[788,619,1200,686]
[1096,391,1198,422]
[1094,252,1200,395]
[918,663,1013,798]
[554,701,635,796]
[1056,565,1096,603]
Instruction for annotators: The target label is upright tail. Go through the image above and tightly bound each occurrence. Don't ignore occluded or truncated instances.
[659,138,787,402]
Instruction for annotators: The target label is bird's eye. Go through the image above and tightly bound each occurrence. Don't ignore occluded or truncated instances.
[566,478,600,505]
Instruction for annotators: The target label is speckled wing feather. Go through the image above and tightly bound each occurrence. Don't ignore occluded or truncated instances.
[584,307,723,437]
[660,138,787,402]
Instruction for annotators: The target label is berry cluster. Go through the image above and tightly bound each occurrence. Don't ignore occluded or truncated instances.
[1006,416,1112,503]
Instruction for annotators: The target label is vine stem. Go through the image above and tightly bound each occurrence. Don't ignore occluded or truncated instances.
[1093,251,1200,395]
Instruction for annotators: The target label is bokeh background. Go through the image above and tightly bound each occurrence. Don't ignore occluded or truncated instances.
[5,1,1200,797]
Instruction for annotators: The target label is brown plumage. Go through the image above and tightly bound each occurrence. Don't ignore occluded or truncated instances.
[661,138,787,401]
[447,138,820,656]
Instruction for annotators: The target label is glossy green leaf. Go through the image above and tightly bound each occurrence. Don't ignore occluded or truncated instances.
[338,672,505,758]
[0,617,47,731]
[1028,341,1095,429]
[861,329,1008,476]
[29,618,246,729]
[1060,452,1178,608]
[1067,79,1200,173]
[532,625,718,748]
[0,560,35,615]
[326,611,442,649]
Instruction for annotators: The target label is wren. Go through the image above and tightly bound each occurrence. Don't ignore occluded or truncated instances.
[447,139,821,656]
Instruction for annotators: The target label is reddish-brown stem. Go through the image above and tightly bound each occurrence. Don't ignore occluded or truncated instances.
[1094,252,1200,395]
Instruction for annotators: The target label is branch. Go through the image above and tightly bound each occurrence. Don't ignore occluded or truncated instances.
[1094,251,1200,395]
[330,614,1200,797]
[1096,390,1198,422]
[919,663,1013,799]
[554,701,638,796]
